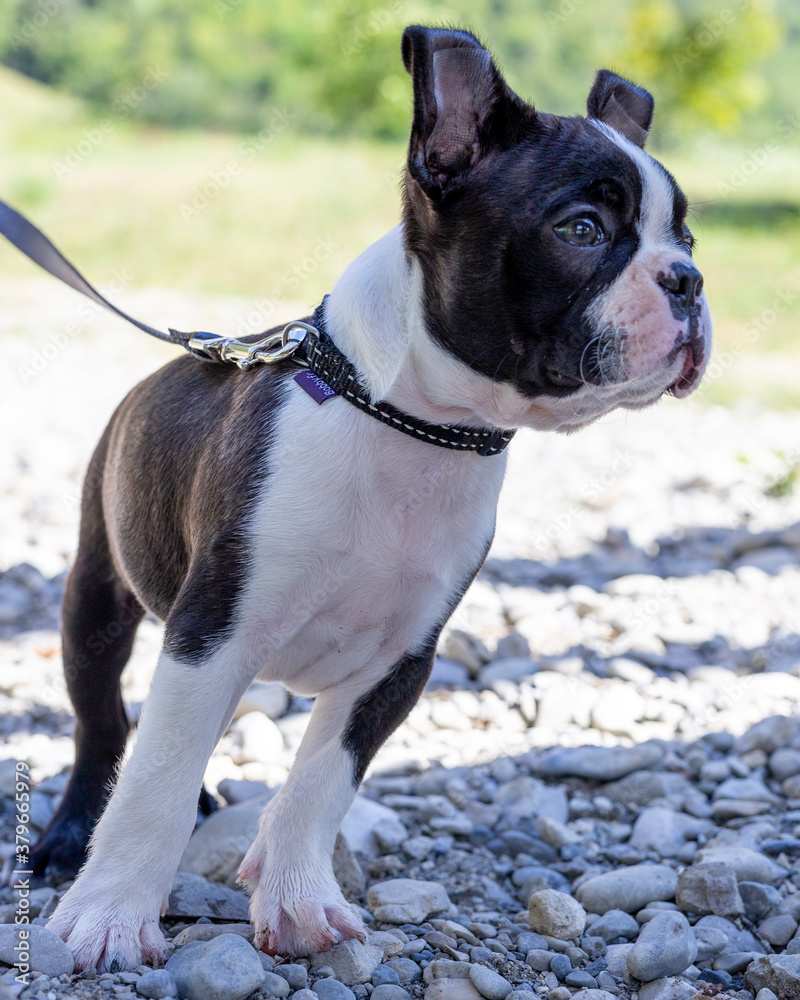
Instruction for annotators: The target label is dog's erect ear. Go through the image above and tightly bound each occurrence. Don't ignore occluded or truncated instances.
[586,70,654,148]
[402,25,523,199]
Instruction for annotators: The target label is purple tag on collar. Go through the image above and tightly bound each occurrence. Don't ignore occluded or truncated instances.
[294,369,338,404]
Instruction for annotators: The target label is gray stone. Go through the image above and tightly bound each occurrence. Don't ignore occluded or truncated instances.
[260,972,290,998]
[769,748,800,781]
[603,944,634,978]
[740,881,781,922]
[311,940,384,986]
[744,955,800,999]
[694,914,765,955]
[589,910,640,942]
[166,872,250,921]
[626,912,697,982]
[629,808,710,858]
[692,924,728,964]
[468,966,512,1000]
[576,865,677,914]
[172,923,253,946]
[0,924,74,977]
[332,834,366,899]
[385,959,423,983]
[424,981,482,1000]
[636,979,698,1000]
[136,969,178,1000]
[712,776,781,804]
[737,716,800,754]
[367,880,450,924]
[549,954,572,980]
[713,951,763,974]
[371,988,411,1000]
[755,989,779,1000]
[528,890,586,940]
[564,972,597,989]
[695,845,783,885]
[534,743,664,781]
[675,862,743,917]
[759,914,798,947]
[312,979,356,1000]
[165,934,264,1000]
[525,950,554,972]
[272,964,307,991]
[341,798,407,858]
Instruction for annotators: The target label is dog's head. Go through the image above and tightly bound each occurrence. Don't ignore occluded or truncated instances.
[401,26,711,431]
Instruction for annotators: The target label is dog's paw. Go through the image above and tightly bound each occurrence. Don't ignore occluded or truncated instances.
[48,893,165,972]
[238,852,365,956]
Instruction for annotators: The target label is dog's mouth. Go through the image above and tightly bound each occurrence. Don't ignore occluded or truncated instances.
[667,336,705,398]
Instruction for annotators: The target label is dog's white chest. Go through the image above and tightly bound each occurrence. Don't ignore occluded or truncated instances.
[238,386,506,695]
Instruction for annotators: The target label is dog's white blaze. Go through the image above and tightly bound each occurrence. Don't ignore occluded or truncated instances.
[585,121,711,386]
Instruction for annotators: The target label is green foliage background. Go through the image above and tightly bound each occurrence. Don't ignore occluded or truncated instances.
[0,0,794,145]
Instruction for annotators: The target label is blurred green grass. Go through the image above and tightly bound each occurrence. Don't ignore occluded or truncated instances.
[1,67,799,407]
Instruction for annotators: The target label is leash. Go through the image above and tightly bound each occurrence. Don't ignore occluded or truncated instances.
[0,198,514,457]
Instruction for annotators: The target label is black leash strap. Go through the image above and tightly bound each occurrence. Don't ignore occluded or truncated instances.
[0,198,514,457]
[0,198,191,348]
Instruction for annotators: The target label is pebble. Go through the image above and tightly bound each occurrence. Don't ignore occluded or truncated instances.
[675,861,743,917]
[534,744,663,782]
[164,934,264,1000]
[367,880,450,924]
[589,910,640,942]
[626,912,697,982]
[424,980,482,1000]
[576,865,678,914]
[467,965,511,1000]
[261,971,291,997]
[528,890,586,940]
[371,988,411,1000]
[312,979,357,1000]
[135,969,178,1000]
[744,954,800,998]
[311,941,385,986]
[0,924,74,977]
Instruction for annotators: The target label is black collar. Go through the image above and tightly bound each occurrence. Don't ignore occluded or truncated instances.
[298,300,515,458]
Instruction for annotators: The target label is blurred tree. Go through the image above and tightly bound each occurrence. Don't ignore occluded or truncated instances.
[612,0,783,143]
[0,0,789,143]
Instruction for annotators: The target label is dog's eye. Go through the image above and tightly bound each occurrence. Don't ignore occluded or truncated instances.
[554,216,606,247]
[682,225,696,251]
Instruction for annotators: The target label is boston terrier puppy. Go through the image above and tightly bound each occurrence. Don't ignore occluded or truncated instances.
[37,25,710,970]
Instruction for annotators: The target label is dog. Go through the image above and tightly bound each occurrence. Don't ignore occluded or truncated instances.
[33,25,711,971]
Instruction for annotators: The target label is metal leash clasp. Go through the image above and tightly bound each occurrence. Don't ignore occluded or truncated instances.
[187,321,317,370]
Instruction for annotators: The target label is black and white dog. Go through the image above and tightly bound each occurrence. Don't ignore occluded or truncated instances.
[36,25,710,971]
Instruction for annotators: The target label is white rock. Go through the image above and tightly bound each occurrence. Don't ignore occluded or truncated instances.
[234,682,289,720]
[528,889,586,940]
[228,711,284,765]
[576,864,677,914]
[367,879,450,924]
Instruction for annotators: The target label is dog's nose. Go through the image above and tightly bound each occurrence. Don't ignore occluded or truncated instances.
[658,261,704,317]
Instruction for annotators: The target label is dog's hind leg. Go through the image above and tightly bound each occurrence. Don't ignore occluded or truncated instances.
[239,640,436,956]
[30,443,145,884]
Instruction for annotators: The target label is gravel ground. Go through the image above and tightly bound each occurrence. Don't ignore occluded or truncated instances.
[2,280,800,1000]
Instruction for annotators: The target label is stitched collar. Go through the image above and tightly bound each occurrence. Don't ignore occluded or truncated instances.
[298,300,516,458]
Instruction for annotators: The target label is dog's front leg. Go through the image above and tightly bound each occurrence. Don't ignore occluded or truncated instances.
[239,642,435,956]
[48,649,255,972]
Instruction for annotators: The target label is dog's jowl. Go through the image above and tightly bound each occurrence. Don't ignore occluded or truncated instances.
[37,26,711,970]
